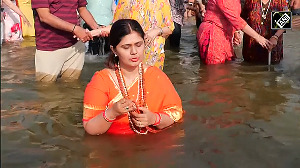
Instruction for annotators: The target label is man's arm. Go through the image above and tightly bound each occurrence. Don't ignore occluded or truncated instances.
[36,8,75,32]
[78,7,99,30]
[35,8,92,42]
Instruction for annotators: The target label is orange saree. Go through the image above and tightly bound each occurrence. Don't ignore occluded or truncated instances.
[83,66,183,135]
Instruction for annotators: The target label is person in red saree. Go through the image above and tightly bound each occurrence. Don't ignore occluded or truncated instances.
[197,0,272,64]
[83,19,183,135]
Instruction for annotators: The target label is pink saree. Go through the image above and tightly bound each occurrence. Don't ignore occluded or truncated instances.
[197,0,247,64]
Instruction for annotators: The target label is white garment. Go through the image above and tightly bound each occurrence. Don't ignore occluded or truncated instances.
[2,1,23,42]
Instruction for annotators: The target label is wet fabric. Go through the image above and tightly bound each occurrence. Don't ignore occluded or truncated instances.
[197,0,247,64]
[1,1,23,42]
[241,0,289,64]
[168,22,182,48]
[83,66,183,134]
[35,41,85,82]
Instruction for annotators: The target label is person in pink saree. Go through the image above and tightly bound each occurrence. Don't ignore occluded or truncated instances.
[197,0,272,64]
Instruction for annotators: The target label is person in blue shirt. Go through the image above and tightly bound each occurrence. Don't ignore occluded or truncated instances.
[84,0,115,55]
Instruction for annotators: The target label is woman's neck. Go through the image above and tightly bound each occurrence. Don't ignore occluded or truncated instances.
[119,63,139,80]
[261,0,270,5]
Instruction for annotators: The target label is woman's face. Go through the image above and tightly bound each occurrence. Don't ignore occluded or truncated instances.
[113,31,145,68]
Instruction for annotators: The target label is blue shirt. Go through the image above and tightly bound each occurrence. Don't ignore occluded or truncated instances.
[86,0,113,26]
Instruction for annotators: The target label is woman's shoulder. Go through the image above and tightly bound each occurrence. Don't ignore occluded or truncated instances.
[94,68,114,76]
[93,68,109,77]
[145,66,170,80]
[87,68,114,89]
[90,68,114,82]
[145,65,162,74]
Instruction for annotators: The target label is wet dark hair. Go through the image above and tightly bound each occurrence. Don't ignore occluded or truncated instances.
[106,19,145,69]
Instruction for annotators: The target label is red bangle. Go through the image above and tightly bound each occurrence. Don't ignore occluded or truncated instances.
[102,110,116,122]
[153,113,162,126]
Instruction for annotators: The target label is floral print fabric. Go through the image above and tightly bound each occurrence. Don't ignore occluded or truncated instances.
[114,0,175,69]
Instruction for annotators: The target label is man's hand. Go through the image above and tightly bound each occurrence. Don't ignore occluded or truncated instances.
[73,26,93,43]
[90,25,111,37]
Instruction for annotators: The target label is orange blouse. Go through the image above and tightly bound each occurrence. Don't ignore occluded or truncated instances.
[83,66,184,134]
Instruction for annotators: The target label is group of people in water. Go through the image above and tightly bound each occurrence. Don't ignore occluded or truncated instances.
[29,0,299,135]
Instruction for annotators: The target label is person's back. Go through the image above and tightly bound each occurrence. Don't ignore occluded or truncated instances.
[203,0,242,35]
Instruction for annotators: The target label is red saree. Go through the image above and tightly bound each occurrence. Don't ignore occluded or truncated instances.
[197,0,247,64]
[83,66,183,135]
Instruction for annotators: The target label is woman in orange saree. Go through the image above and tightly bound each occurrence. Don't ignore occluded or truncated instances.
[83,19,183,135]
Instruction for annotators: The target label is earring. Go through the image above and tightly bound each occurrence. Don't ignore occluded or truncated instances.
[114,54,117,57]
